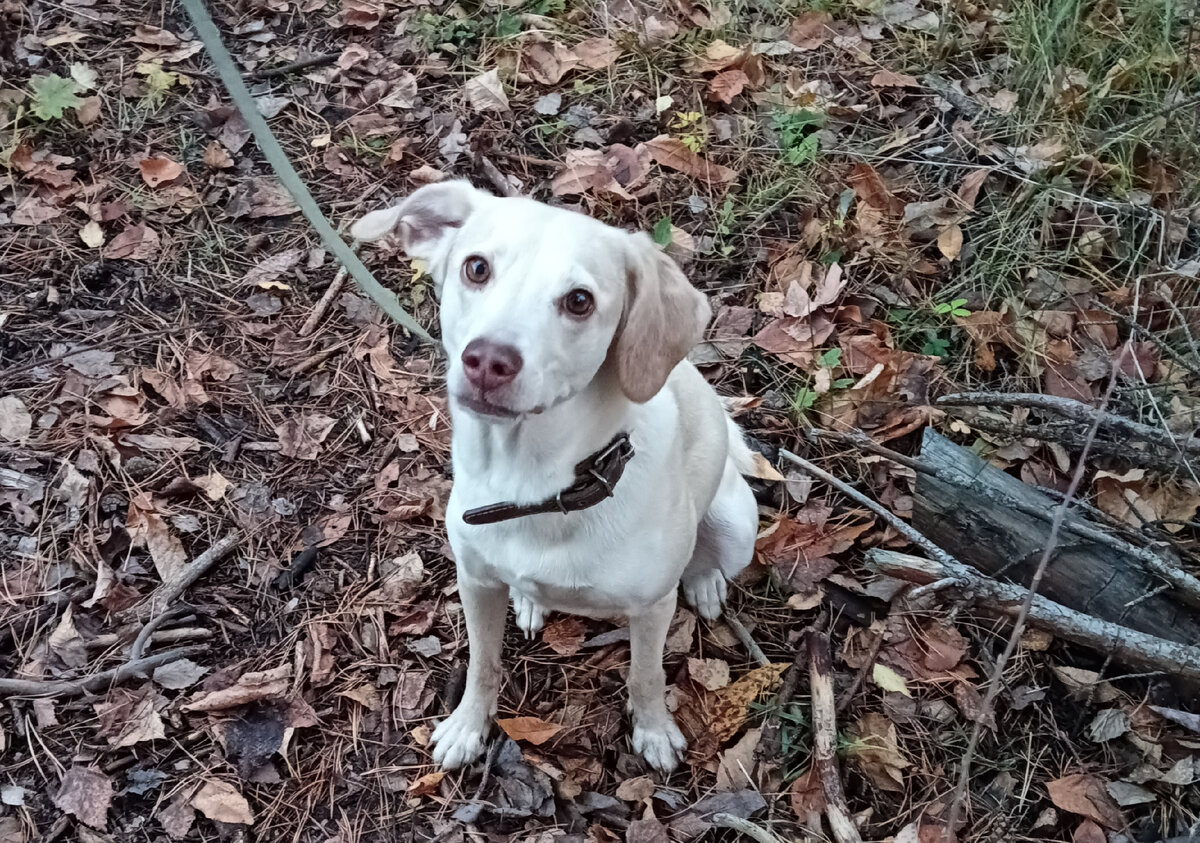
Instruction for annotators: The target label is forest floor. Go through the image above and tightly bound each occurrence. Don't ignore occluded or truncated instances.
[2,0,1199,841]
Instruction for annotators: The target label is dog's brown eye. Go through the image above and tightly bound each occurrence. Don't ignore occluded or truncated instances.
[462,255,491,286]
[561,288,595,318]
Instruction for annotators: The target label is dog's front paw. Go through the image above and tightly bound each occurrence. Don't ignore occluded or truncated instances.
[632,716,687,774]
[511,591,545,639]
[430,706,491,770]
[681,568,728,620]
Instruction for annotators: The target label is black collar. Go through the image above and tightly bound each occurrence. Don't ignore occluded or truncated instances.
[461,433,635,526]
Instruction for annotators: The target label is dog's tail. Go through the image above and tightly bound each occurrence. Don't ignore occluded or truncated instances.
[724,416,759,477]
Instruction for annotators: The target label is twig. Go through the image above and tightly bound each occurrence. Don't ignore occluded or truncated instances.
[865,550,1200,682]
[88,626,209,650]
[778,449,968,578]
[724,614,770,667]
[711,813,790,843]
[809,429,1200,609]
[836,621,887,714]
[476,154,521,198]
[247,52,339,80]
[298,266,348,337]
[120,532,240,622]
[0,646,207,698]
[130,605,191,661]
[806,624,864,843]
[937,392,1200,458]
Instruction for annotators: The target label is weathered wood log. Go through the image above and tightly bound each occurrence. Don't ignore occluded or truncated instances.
[865,549,1200,683]
[912,429,1200,646]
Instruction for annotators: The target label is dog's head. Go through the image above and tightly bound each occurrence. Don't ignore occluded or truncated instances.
[351,181,710,420]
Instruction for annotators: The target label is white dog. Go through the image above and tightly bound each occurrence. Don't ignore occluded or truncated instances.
[351,182,758,772]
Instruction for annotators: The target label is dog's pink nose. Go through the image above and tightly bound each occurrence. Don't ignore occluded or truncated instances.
[461,339,523,391]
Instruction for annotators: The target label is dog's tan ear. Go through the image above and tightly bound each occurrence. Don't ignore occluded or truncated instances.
[349,180,481,261]
[613,232,711,403]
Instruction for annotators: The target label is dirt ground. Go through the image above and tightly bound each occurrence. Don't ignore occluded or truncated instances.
[2,0,1200,841]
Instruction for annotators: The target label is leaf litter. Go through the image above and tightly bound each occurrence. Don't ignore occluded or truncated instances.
[3,0,1199,840]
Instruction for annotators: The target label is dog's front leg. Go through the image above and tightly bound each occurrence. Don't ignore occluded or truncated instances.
[431,573,508,770]
[627,591,687,773]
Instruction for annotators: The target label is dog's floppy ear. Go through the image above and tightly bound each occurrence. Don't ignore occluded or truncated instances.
[613,232,711,403]
[349,180,481,262]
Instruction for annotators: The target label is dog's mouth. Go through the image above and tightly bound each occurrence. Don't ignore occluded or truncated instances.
[456,394,522,419]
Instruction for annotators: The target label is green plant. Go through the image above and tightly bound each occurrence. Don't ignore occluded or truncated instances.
[651,216,673,247]
[772,109,823,165]
[933,298,971,317]
[28,74,83,121]
[670,111,707,152]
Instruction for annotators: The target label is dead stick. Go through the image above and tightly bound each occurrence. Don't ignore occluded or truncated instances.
[806,625,864,843]
[937,392,1200,457]
[0,646,207,698]
[476,155,521,198]
[121,532,240,622]
[866,550,1200,682]
[299,266,349,337]
[725,614,770,667]
[778,449,967,577]
[809,429,1200,608]
[711,814,790,843]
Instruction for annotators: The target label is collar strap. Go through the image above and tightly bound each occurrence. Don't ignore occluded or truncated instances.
[462,433,635,526]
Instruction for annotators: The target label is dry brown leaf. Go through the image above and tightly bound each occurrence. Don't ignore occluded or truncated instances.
[408,771,445,797]
[54,766,112,830]
[191,780,255,826]
[103,224,161,260]
[626,817,670,843]
[542,616,587,656]
[157,791,196,840]
[379,552,424,603]
[871,69,919,87]
[127,504,187,582]
[615,775,656,801]
[0,395,34,443]
[937,223,964,260]
[244,248,303,287]
[275,413,336,460]
[847,163,902,214]
[184,665,291,712]
[464,69,509,113]
[202,141,234,169]
[497,715,561,745]
[1047,774,1126,829]
[138,156,184,187]
[848,712,909,792]
[643,136,737,185]
[957,168,991,210]
[94,688,166,747]
[715,727,760,790]
[522,40,579,85]
[676,663,788,760]
[789,766,826,817]
[788,10,832,49]
[707,69,750,104]
[688,657,731,691]
[573,37,620,69]
[1072,820,1107,843]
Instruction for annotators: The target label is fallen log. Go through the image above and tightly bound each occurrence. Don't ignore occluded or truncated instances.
[865,549,1200,683]
[912,429,1200,646]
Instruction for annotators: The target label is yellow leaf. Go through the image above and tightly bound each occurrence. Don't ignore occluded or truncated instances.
[872,663,911,697]
[937,223,963,260]
[497,715,561,745]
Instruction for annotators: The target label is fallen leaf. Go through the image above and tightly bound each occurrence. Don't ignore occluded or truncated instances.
[1088,709,1130,743]
[127,505,187,581]
[103,224,161,260]
[138,156,184,187]
[937,223,964,260]
[522,40,579,85]
[79,220,105,248]
[54,766,113,830]
[789,766,826,816]
[121,433,201,453]
[464,69,509,113]
[408,771,445,797]
[49,604,88,667]
[715,727,761,790]
[847,163,902,214]
[243,248,303,287]
[626,817,670,843]
[542,616,587,656]
[379,553,424,603]
[153,658,209,690]
[95,688,166,747]
[1047,773,1126,829]
[957,168,990,210]
[688,657,731,691]
[675,663,788,760]
[191,780,255,825]
[1150,705,1200,734]
[1072,820,1106,843]
[0,396,32,443]
[616,775,656,801]
[275,413,337,460]
[788,10,832,49]
[573,37,620,69]
[643,135,737,184]
[848,712,909,792]
[873,663,911,697]
[1105,781,1156,807]
[157,790,196,840]
[708,69,750,103]
[497,715,561,745]
[202,141,234,169]
[184,665,291,712]
[871,69,919,87]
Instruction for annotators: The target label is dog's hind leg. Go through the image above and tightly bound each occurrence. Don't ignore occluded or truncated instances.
[680,460,757,620]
